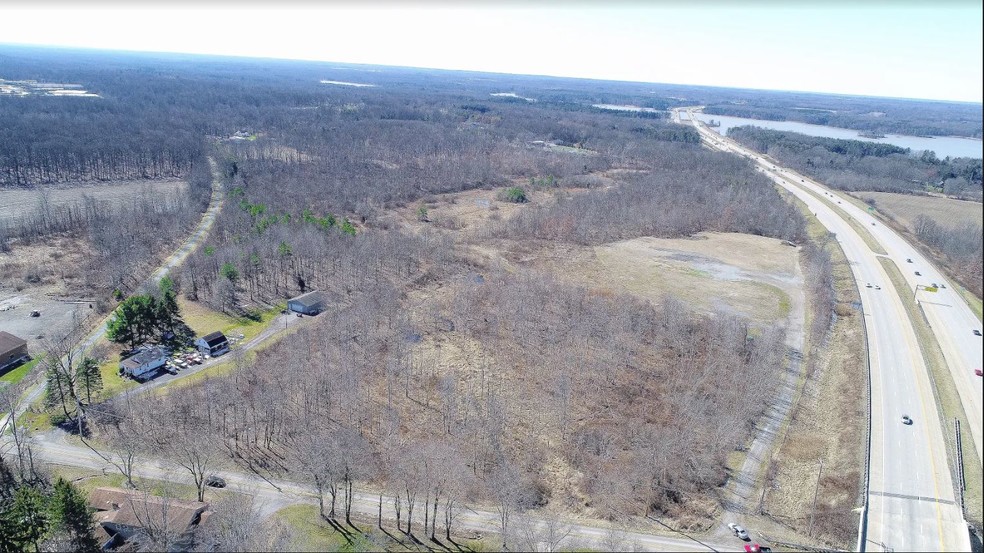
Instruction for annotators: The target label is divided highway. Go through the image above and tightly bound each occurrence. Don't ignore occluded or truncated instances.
[680,109,973,551]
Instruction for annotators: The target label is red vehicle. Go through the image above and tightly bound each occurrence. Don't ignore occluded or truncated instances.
[975,369,982,377]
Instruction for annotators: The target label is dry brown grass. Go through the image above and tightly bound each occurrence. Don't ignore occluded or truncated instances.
[760,197,866,549]
[853,191,982,232]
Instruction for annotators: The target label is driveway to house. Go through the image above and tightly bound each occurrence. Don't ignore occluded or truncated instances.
[1,157,225,433]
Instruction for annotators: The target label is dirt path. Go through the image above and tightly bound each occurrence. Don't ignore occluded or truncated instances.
[1,158,225,433]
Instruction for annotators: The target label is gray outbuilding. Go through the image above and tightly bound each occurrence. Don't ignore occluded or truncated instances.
[288,290,328,316]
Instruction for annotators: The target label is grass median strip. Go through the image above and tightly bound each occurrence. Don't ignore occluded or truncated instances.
[879,256,983,527]
[793,182,888,256]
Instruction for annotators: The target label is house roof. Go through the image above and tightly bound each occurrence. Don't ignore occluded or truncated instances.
[89,487,134,511]
[289,290,328,309]
[201,331,227,346]
[89,487,209,536]
[120,346,166,368]
[0,331,27,356]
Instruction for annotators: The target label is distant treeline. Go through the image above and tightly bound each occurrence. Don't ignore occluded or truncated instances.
[704,96,982,139]
[728,126,983,201]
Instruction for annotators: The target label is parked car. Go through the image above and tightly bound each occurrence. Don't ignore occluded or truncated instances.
[29,310,40,317]
[205,475,226,488]
[164,365,178,375]
[728,523,749,540]
[902,415,913,425]
[906,258,913,263]
[974,330,982,337]
[745,545,771,553]
[974,369,982,377]
[865,283,872,288]
[915,271,922,276]
[874,285,881,290]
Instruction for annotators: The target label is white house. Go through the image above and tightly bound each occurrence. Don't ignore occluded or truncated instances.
[119,346,167,380]
[195,331,229,358]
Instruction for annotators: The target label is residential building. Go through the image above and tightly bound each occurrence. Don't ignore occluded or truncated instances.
[195,331,229,358]
[119,346,167,380]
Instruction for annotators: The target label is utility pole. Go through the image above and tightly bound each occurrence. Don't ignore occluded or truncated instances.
[809,458,824,537]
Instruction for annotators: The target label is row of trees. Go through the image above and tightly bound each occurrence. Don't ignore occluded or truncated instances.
[703,96,983,138]
[728,126,983,201]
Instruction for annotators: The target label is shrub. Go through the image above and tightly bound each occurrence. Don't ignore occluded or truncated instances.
[499,186,528,203]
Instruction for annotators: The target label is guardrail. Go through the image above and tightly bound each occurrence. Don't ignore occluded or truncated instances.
[856,298,873,553]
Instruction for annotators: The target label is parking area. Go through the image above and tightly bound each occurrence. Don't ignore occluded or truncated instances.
[0,292,93,356]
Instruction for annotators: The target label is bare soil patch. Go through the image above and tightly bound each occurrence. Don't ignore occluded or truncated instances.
[538,233,800,325]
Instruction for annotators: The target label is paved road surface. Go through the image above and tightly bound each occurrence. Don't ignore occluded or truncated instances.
[681,109,970,551]
[4,432,740,553]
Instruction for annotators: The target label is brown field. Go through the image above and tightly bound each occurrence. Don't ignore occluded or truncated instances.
[853,191,983,232]
[392,184,801,326]
[0,179,188,226]
[0,236,98,356]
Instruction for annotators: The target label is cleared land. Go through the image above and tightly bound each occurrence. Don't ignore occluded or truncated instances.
[852,191,982,232]
[0,179,187,226]
[0,236,98,356]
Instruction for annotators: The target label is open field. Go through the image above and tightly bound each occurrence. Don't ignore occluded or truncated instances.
[530,232,799,325]
[0,178,188,227]
[177,297,280,344]
[853,191,982,232]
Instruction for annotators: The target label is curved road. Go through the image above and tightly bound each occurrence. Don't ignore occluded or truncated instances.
[680,109,971,551]
[4,433,736,552]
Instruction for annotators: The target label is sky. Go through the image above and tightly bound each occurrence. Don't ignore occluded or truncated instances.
[2,1,982,103]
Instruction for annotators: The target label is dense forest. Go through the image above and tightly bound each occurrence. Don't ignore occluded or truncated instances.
[703,91,983,138]
[0,45,858,548]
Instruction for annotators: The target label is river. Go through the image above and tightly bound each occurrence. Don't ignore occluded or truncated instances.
[693,112,982,159]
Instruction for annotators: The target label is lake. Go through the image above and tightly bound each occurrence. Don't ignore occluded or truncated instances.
[693,112,983,159]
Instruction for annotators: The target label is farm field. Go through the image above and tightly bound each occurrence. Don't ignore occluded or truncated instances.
[852,191,982,231]
[0,178,188,227]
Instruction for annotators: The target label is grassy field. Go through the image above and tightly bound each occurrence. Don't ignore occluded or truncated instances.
[178,297,281,344]
[879,257,983,528]
[853,191,982,232]
[531,232,800,326]
[0,356,41,385]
